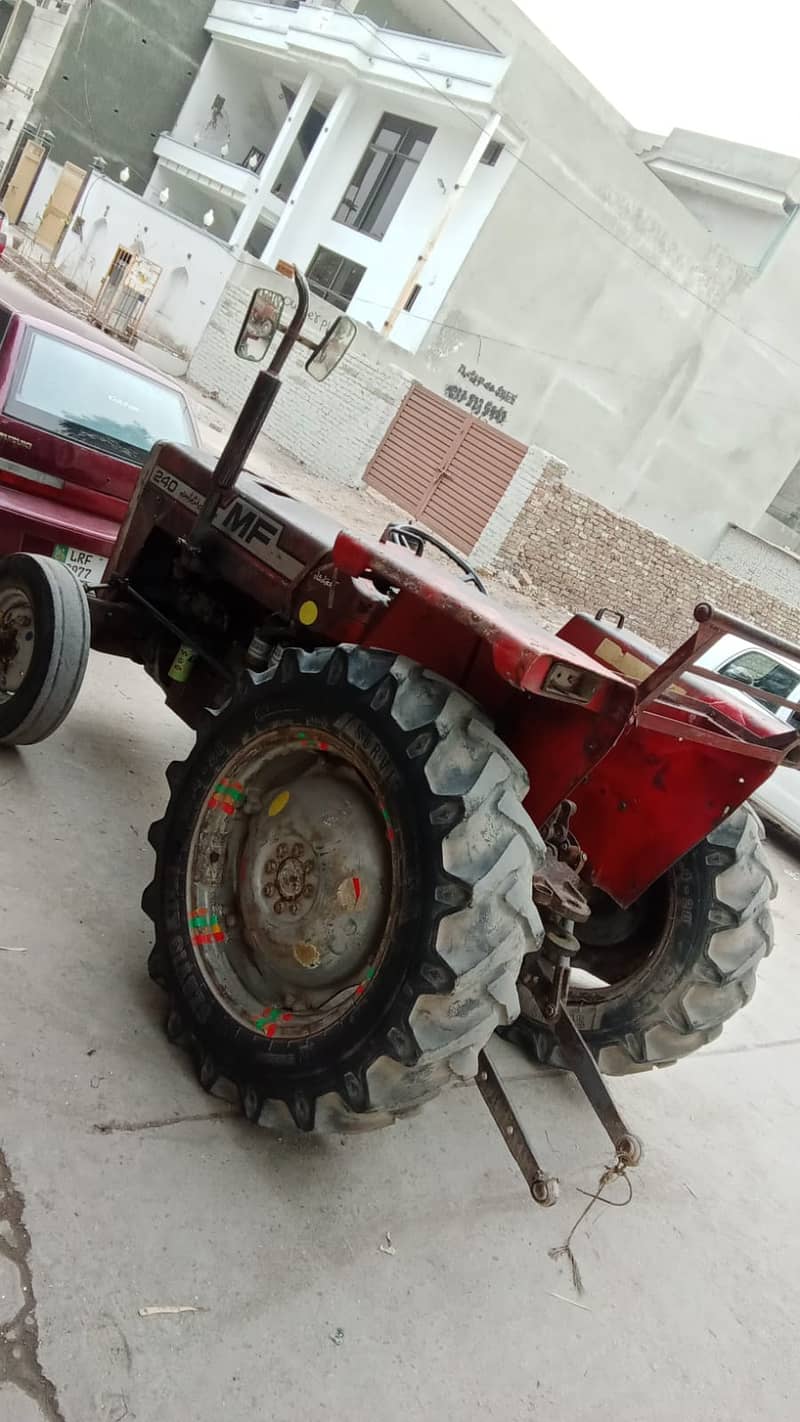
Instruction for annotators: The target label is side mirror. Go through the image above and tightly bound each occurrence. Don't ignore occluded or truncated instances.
[235,288,286,362]
[306,316,357,383]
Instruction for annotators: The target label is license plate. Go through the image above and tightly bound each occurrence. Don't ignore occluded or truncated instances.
[52,544,108,585]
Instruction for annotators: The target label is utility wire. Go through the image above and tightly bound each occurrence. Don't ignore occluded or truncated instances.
[335,1,800,382]
[230,245,800,420]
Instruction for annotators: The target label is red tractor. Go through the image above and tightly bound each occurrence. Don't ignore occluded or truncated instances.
[1,266,796,1203]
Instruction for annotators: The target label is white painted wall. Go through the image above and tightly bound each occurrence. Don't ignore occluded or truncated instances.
[54,174,236,352]
[169,41,286,169]
[712,524,800,605]
[260,91,507,343]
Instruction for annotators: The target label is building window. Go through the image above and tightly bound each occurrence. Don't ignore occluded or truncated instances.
[307,246,366,311]
[334,112,435,241]
[480,139,504,166]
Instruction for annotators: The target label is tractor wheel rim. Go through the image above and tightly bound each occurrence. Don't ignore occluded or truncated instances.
[185,724,396,1039]
[0,586,35,702]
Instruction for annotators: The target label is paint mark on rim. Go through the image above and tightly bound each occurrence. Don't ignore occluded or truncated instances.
[268,790,291,818]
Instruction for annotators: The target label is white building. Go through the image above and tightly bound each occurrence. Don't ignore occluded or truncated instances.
[141,0,518,355]
[46,0,800,611]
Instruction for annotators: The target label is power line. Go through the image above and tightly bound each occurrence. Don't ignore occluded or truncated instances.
[232,242,800,418]
[231,245,800,420]
[335,1,800,382]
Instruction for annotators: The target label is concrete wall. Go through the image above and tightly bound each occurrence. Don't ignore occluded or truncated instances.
[711,524,800,606]
[0,0,70,167]
[32,0,212,193]
[495,459,799,649]
[658,184,786,268]
[385,19,800,563]
[55,174,235,353]
[189,260,412,485]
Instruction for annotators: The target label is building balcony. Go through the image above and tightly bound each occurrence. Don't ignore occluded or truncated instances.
[153,133,263,204]
[207,1,509,114]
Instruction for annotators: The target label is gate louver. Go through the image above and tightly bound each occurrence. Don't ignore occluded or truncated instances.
[365,383,526,553]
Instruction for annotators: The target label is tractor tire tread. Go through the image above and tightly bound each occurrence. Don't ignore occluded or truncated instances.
[513,803,776,1076]
[143,647,545,1131]
[0,553,90,746]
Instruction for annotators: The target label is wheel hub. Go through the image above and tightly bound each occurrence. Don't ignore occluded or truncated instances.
[0,586,35,701]
[264,840,317,913]
[239,769,388,989]
[186,726,394,1034]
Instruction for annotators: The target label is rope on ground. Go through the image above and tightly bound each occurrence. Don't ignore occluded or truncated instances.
[548,1159,634,1295]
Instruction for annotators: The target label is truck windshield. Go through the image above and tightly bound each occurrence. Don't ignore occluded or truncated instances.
[721,649,800,700]
[4,330,195,465]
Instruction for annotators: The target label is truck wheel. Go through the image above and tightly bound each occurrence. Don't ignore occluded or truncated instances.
[0,554,90,746]
[511,804,775,1074]
[143,647,545,1131]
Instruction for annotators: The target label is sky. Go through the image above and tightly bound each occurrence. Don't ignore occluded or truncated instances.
[514,0,800,157]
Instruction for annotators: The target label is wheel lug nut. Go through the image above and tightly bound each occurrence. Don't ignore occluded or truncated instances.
[303,884,314,898]
[274,901,283,915]
[265,885,275,898]
[289,904,298,915]
[276,843,288,858]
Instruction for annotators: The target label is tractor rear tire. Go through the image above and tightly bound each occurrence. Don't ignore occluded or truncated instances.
[0,554,90,746]
[143,646,545,1131]
[510,804,776,1075]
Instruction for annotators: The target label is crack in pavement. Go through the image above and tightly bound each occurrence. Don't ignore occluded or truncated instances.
[0,1147,66,1421]
[92,1109,235,1135]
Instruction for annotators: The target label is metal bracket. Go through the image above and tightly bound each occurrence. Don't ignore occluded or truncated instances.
[528,979,642,1168]
[476,1047,559,1206]
[478,984,643,1203]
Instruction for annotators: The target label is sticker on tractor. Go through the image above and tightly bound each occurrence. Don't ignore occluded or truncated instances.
[151,467,205,514]
[216,498,304,580]
[149,468,304,580]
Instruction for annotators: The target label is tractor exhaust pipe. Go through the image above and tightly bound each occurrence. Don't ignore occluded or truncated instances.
[192,266,310,546]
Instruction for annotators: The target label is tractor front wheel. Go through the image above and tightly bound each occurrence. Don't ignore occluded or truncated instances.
[0,554,90,746]
[510,804,776,1074]
[144,646,545,1130]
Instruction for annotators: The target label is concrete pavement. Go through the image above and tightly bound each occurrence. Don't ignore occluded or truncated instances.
[1,651,799,1420]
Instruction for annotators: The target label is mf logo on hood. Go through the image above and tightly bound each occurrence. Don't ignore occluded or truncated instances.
[150,467,304,581]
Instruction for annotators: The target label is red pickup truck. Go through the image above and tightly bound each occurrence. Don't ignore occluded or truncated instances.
[0,302,200,582]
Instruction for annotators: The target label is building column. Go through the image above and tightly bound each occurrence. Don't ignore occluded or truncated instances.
[383,111,502,335]
[262,84,357,268]
[229,73,322,255]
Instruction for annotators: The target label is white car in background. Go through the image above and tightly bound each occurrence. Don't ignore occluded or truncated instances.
[696,634,800,838]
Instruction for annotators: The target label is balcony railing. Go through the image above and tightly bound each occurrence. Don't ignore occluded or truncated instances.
[154,134,262,202]
[207,2,508,107]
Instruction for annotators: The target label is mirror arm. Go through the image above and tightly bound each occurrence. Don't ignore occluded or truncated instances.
[268,268,310,375]
[274,325,318,353]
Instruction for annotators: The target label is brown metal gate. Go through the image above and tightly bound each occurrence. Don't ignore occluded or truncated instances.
[365,383,525,552]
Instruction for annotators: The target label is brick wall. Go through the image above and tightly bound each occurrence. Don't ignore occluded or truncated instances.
[188,274,412,487]
[495,460,799,646]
